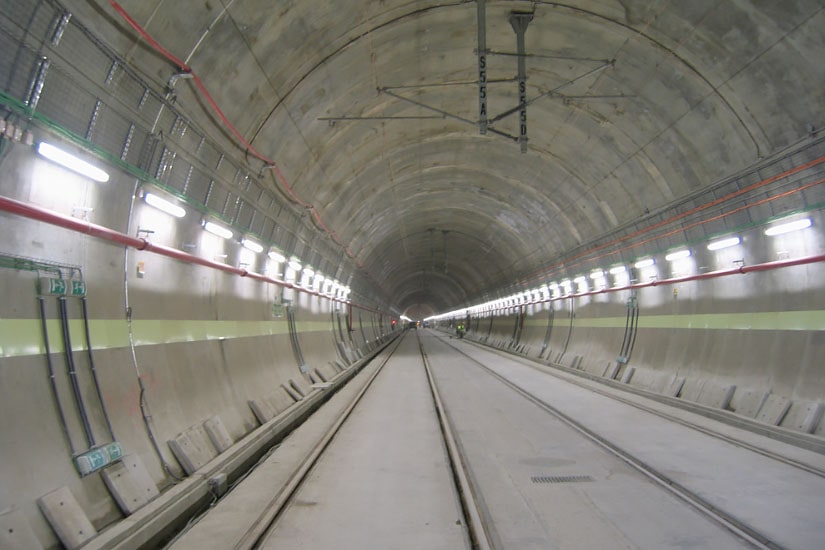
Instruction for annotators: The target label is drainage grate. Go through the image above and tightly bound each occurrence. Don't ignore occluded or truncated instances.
[531,475,594,484]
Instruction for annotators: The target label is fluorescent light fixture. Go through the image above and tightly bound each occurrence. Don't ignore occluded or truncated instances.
[299,267,314,286]
[665,249,691,262]
[203,221,232,239]
[268,250,286,263]
[144,192,185,218]
[36,142,110,182]
[590,270,605,280]
[288,257,302,271]
[707,236,740,251]
[764,218,811,236]
[609,265,627,275]
[573,276,587,284]
[313,274,325,291]
[242,238,264,253]
[634,258,655,269]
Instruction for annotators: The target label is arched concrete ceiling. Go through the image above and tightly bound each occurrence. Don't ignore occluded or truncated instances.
[77,0,824,315]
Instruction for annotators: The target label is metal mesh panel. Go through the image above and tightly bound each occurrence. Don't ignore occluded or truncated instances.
[36,64,99,136]
[0,0,341,272]
[56,19,111,86]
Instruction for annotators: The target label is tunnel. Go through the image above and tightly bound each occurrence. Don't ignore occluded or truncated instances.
[1,1,824,548]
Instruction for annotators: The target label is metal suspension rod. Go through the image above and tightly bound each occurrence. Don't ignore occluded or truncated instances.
[58,296,96,448]
[477,0,488,134]
[509,11,533,153]
[39,297,76,455]
[81,296,116,441]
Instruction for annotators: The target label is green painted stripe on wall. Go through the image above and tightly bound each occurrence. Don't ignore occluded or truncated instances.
[520,310,825,331]
[0,318,332,358]
[5,310,822,358]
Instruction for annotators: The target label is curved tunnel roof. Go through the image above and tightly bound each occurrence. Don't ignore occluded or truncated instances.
[75,0,824,318]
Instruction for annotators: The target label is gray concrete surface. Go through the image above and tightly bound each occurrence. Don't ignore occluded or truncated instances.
[1,2,825,548]
[429,332,825,549]
[258,333,468,549]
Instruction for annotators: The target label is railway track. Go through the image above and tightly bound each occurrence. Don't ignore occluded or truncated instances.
[171,329,824,549]
[432,332,825,549]
[229,331,491,549]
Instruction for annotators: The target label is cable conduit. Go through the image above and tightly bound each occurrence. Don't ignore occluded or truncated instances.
[0,194,382,314]
[39,296,76,455]
[58,296,96,448]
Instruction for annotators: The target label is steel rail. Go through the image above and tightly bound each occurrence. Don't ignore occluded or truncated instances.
[237,334,406,549]
[480,344,825,477]
[417,332,493,550]
[439,336,781,550]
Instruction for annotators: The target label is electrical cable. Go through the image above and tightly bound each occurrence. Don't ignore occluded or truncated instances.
[39,296,76,456]
[121,179,184,483]
[58,296,96,448]
[81,295,116,441]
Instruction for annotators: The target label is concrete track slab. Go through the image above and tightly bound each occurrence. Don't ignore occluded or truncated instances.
[424,334,751,550]
[259,334,468,549]
[170,348,390,549]
[435,333,825,550]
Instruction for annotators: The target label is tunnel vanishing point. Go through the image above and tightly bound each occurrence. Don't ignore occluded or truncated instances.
[1,1,824,548]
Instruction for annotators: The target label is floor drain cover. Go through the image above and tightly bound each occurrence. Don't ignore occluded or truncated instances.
[531,475,593,484]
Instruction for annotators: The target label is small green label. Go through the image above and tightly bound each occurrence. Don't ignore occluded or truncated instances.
[71,280,87,297]
[103,441,123,461]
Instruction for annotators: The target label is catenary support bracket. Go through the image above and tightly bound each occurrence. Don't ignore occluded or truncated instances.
[477,0,488,134]
[509,11,533,153]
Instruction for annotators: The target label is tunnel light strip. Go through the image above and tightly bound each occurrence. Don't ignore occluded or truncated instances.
[634,258,655,269]
[268,250,286,263]
[144,192,185,218]
[609,265,627,275]
[665,249,691,262]
[203,221,233,239]
[36,142,110,182]
[242,238,264,253]
[707,236,740,251]
[764,218,811,236]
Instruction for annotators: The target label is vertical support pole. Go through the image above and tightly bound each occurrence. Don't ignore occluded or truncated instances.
[476,0,488,134]
[509,12,533,153]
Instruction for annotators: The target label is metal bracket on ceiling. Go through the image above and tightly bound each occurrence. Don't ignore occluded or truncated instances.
[476,0,488,135]
[319,5,623,153]
[509,11,534,153]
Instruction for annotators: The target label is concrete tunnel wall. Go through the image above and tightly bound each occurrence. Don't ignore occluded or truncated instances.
[1,0,825,548]
[458,206,825,437]
[0,141,398,547]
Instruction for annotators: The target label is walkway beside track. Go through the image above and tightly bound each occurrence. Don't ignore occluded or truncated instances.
[171,329,825,549]
[171,332,468,549]
[257,333,468,549]
[426,331,825,549]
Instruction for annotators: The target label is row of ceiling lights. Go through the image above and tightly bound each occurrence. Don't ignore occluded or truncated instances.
[427,216,813,321]
[35,140,352,300]
[149,190,352,299]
